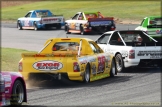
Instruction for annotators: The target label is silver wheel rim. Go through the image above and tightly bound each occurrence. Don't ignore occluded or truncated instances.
[85,68,90,82]
[14,82,24,104]
[115,54,123,72]
[18,22,21,30]
[34,23,37,30]
[112,61,116,75]
[80,26,84,35]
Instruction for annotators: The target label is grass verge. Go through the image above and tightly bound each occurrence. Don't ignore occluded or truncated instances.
[1,1,161,21]
[1,48,36,71]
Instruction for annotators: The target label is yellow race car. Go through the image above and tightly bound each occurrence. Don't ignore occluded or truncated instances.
[18,38,117,83]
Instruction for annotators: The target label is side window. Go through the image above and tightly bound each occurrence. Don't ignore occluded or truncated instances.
[97,34,110,44]
[31,12,37,18]
[25,12,32,18]
[89,42,101,53]
[109,32,124,46]
[72,14,79,20]
[78,13,83,20]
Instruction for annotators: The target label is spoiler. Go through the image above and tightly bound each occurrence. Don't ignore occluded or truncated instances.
[21,52,86,58]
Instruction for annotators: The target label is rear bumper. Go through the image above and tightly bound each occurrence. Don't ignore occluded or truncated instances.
[85,26,115,33]
[21,72,83,81]
[124,58,162,68]
[37,23,64,28]
[123,59,140,68]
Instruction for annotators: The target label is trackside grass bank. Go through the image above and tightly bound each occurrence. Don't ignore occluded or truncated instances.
[1,1,161,22]
[1,48,35,71]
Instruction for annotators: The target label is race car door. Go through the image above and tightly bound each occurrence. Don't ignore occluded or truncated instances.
[69,13,80,30]
[22,12,32,27]
[89,42,109,77]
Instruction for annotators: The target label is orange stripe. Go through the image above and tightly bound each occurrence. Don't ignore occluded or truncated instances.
[69,30,81,33]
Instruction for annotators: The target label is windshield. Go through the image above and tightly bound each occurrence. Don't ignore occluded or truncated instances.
[97,34,111,44]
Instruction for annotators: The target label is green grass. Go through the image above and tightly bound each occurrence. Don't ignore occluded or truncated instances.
[1,48,36,71]
[1,1,161,21]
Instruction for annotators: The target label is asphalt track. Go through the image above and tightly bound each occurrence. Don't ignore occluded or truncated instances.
[1,23,162,106]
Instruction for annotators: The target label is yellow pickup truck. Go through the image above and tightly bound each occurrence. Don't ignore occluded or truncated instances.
[18,38,117,83]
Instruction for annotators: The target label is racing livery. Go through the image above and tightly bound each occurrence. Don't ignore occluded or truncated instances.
[65,11,116,35]
[17,9,65,30]
[18,38,117,83]
[0,71,27,106]
[135,16,162,42]
[96,30,162,72]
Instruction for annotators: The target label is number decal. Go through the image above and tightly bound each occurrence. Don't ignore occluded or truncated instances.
[70,23,75,29]
[24,20,29,26]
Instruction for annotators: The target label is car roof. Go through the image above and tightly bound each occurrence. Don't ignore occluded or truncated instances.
[104,30,144,34]
[29,10,50,12]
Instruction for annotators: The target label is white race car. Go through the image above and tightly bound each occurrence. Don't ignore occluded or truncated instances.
[96,30,162,72]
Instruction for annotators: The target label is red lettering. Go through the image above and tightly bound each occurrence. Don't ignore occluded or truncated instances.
[36,63,42,67]
[54,63,59,67]
[43,63,48,66]
[48,63,53,67]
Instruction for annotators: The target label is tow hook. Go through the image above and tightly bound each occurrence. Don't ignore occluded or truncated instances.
[58,73,61,80]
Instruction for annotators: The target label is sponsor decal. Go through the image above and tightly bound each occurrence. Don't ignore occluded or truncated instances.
[91,73,109,81]
[97,56,105,73]
[88,56,96,62]
[33,60,63,71]
[43,18,57,21]
[137,51,162,58]
[90,21,112,26]
[156,30,162,34]
[3,75,11,87]
[79,57,87,64]
[92,64,97,75]
[121,51,128,57]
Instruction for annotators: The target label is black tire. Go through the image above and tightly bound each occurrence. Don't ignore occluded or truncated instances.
[34,22,38,31]
[115,54,124,72]
[10,80,25,105]
[83,65,90,83]
[65,24,71,34]
[80,25,85,35]
[110,58,116,77]
[17,21,22,30]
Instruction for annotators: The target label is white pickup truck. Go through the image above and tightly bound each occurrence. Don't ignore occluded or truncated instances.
[96,30,162,72]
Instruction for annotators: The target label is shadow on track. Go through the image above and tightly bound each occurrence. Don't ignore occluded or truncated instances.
[26,75,133,89]
[123,67,162,73]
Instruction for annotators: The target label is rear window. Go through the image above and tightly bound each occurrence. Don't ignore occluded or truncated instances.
[150,18,162,25]
[148,17,162,28]
[119,31,151,42]
[35,10,53,17]
[52,42,79,51]
[85,13,98,18]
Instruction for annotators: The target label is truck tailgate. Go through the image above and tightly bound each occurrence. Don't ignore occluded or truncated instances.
[137,47,162,59]
[42,17,63,24]
[21,53,77,73]
[88,18,113,26]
